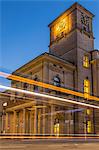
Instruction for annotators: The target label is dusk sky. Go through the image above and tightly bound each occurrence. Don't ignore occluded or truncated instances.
[1,0,99,73]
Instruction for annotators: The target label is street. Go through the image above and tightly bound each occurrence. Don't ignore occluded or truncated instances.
[0,138,99,150]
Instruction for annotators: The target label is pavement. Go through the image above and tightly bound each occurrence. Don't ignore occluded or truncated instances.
[0,138,99,150]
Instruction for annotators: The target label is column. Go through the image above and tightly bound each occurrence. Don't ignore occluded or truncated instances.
[23,109,26,134]
[42,59,49,135]
[13,111,17,134]
[38,109,41,135]
[30,110,32,134]
[30,110,34,134]
[34,107,37,135]
[51,105,54,135]
[0,112,2,133]
[43,61,49,84]
[5,112,8,133]
[42,107,46,135]
[2,111,5,133]
[68,107,72,135]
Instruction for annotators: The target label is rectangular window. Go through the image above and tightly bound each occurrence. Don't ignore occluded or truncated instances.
[86,109,91,133]
[84,79,90,99]
[83,55,89,68]
[86,109,91,115]
[87,121,91,133]
[54,123,60,136]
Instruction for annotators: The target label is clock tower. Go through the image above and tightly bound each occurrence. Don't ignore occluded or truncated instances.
[48,2,95,134]
[48,2,94,93]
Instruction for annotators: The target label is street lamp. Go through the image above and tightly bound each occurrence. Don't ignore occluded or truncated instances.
[2,102,7,134]
[3,102,7,107]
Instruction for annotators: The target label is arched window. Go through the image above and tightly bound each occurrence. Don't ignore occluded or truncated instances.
[23,83,28,90]
[34,75,39,92]
[53,76,61,87]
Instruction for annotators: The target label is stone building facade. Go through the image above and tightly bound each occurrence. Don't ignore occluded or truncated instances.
[0,3,99,136]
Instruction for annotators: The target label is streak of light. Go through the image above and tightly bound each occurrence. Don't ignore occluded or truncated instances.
[0,71,84,97]
[38,108,84,118]
[0,84,99,109]
[0,71,99,101]
[0,135,99,139]
[0,91,76,110]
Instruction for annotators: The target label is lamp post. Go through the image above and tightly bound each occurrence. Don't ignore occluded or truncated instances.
[2,102,7,134]
[84,109,90,141]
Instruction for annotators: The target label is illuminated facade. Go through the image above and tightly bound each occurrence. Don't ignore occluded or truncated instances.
[0,3,99,136]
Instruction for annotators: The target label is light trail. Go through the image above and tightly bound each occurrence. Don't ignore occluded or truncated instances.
[0,135,99,139]
[0,85,99,109]
[0,71,99,101]
[40,108,84,117]
[0,71,84,97]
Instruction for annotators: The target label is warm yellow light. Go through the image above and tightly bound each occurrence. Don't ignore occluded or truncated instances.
[1,85,99,110]
[87,109,91,115]
[56,19,66,32]
[87,121,91,133]
[83,55,89,68]
[84,79,90,99]
[55,17,68,39]
[0,71,84,98]
[0,71,99,102]
[54,123,60,136]
[84,93,89,99]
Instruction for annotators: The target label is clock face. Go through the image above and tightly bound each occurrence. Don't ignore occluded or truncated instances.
[55,18,67,38]
[81,12,89,25]
[81,12,90,32]
[56,19,66,34]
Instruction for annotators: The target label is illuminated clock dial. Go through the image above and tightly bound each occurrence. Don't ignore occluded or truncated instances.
[56,19,66,33]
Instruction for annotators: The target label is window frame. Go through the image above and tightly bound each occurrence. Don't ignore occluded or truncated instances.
[83,55,90,68]
[84,79,90,99]
[53,76,61,87]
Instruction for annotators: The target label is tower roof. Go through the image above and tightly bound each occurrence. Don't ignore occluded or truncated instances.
[48,2,94,28]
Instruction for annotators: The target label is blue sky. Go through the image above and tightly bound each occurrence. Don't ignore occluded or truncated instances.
[1,0,99,73]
